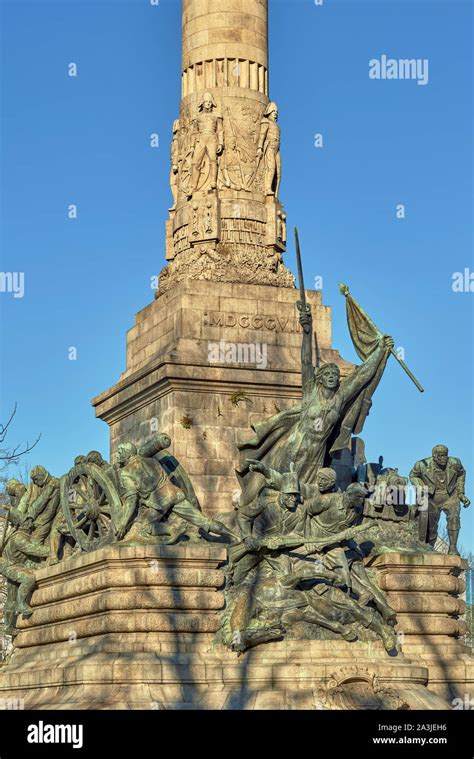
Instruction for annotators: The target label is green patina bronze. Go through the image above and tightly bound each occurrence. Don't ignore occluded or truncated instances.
[410,444,470,555]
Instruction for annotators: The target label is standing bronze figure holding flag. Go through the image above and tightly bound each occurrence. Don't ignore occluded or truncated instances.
[237,229,399,502]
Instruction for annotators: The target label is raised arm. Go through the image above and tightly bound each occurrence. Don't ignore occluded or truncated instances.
[340,335,394,406]
[246,459,284,489]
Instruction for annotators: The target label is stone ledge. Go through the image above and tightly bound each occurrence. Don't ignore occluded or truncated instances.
[34,544,227,582]
[0,640,442,710]
[22,588,225,628]
[372,553,467,570]
[31,568,226,607]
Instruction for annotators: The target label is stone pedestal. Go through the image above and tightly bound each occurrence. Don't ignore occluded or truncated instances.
[92,280,352,515]
[0,545,227,709]
[373,552,474,702]
[0,547,468,710]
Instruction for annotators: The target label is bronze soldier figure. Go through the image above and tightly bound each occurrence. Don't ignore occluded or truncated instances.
[114,442,230,543]
[410,445,470,554]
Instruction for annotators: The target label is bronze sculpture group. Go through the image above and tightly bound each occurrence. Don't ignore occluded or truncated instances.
[1,266,469,648]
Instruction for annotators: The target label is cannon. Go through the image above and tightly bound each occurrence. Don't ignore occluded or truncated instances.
[59,462,121,552]
[59,435,201,553]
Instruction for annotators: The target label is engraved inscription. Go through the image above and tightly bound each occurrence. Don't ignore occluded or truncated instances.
[203,311,302,334]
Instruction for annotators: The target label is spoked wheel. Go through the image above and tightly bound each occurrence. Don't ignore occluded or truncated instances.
[60,462,122,552]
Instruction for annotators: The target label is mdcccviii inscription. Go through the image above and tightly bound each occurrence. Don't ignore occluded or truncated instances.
[203,311,302,333]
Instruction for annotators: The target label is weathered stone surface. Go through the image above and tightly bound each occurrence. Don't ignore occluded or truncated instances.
[388,593,465,615]
[12,545,226,649]
[0,548,470,709]
[380,573,464,593]
[372,553,474,701]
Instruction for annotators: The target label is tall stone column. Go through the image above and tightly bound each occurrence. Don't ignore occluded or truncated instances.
[182,0,268,95]
[161,0,294,293]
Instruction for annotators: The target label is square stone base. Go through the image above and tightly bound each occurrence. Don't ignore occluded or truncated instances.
[0,547,469,710]
[373,552,474,702]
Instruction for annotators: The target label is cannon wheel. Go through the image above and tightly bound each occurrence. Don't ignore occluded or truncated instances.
[60,462,122,552]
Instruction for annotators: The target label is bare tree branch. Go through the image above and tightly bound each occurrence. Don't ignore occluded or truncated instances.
[0,403,17,444]
[0,404,41,468]
[0,435,42,464]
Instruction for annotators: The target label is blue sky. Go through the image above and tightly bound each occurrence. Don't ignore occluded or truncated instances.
[1,0,473,550]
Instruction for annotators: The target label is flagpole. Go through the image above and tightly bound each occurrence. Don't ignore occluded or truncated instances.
[389,351,424,393]
[294,227,310,314]
[339,283,424,394]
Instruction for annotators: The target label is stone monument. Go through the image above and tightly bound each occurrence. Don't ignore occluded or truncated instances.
[0,0,472,712]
